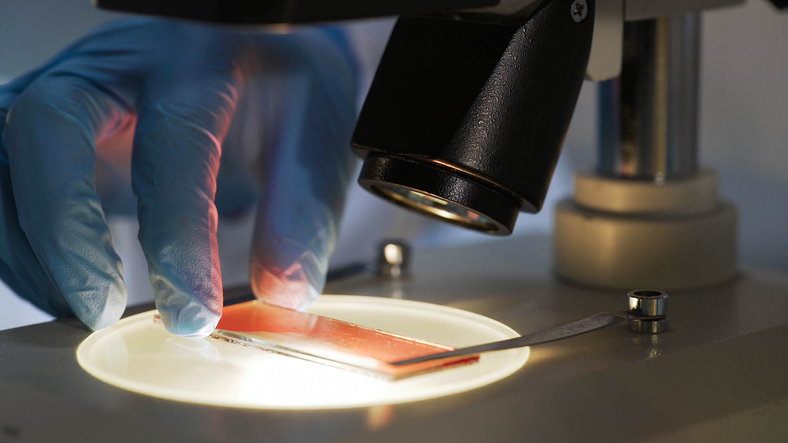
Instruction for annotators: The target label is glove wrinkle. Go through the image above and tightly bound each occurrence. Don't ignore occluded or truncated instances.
[0,19,360,335]
[5,79,129,330]
[250,37,357,310]
[133,65,237,336]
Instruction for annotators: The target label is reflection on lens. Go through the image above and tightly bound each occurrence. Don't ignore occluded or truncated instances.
[372,184,497,233]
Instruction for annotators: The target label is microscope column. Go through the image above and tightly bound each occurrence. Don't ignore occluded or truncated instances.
[598,14,700,180]
[554,14,738,290]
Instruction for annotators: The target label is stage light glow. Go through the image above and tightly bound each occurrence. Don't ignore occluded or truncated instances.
[77,296,529,409]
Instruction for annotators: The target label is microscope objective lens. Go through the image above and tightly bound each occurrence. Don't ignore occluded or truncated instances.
[372,183,496,232]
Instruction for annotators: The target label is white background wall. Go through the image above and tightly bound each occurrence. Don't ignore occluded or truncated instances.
[1,0,786,330]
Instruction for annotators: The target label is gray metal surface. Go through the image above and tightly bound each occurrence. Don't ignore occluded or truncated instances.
[628,316,671,333]
[598,14,700,179]
[2,234,788,442]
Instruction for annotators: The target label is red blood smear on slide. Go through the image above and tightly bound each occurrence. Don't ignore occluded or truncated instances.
[216,301,478,378]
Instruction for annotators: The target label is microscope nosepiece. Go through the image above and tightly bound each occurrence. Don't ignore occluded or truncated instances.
[359,154,519,235]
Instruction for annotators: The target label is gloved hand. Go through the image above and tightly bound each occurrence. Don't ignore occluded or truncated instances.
[0,19,358,337]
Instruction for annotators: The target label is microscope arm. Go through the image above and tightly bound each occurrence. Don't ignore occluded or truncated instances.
[94,0,762,236]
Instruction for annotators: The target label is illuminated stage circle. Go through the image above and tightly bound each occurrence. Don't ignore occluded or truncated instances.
[77,296,529,409]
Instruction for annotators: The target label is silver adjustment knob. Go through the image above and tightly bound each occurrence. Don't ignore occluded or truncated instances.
[628,289,668,317]
[627,289,669,333]
[376,240,410,279]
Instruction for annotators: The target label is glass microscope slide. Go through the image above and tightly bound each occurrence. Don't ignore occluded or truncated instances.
[165,300,479,380]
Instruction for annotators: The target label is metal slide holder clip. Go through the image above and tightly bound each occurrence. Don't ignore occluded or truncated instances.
[391,288,670,366]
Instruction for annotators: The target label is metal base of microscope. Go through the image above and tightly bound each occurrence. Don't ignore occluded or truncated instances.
[1,235,788,442]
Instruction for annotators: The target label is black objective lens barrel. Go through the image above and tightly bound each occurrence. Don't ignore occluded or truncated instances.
[352,0,595,235]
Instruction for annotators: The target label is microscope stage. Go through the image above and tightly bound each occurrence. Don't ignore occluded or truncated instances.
[3,235,788,442]
[76,296,527,409]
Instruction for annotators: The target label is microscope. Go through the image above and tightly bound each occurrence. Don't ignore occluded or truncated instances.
[1,1,787,440]
[96,0,786,293]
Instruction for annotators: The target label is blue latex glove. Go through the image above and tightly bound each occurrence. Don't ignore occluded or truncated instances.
[0,19,358,337]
